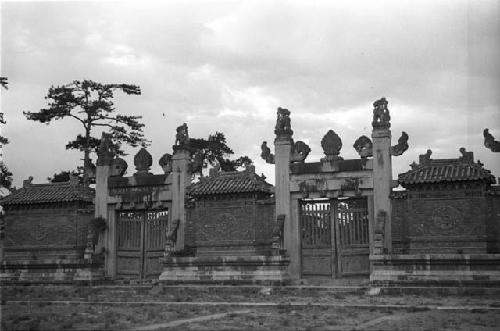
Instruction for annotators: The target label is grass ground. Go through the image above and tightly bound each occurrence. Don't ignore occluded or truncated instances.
[1,285,500,330]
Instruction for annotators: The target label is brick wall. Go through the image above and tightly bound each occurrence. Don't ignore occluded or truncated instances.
[391,190,498,254]
[186,195,275,255]
[3,203,93,262]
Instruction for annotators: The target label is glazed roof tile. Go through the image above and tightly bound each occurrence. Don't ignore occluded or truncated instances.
[398,155,495,187]
[187,170,273,197]
[0,181,94,206]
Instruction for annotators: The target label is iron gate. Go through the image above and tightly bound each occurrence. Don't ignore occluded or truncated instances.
[300,198,369,277]
[116,209,168,279]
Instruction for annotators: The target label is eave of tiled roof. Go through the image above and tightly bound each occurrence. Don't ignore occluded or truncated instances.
[0,181,94,206]
[398,159,495,186]
[187,170,273,197]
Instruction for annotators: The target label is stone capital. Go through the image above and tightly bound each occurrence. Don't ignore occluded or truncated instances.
[172,149,191,160]
[371,129,391,139]
[274,135,293,145]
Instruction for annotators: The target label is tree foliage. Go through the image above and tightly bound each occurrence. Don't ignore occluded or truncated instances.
[188,132,252,177]
[47,169,82,183]
[0,163,12,189]
[24,80,148,182]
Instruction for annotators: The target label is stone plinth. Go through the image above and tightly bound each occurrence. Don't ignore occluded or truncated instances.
[0,257,104,284]
[370,253,500,287]
[159,255,290,285]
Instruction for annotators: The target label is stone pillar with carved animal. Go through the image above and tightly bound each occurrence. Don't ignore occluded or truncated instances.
[94,133,114,274]
[371,98,393,254]
[170,123,191,252]
[273,108,299,278]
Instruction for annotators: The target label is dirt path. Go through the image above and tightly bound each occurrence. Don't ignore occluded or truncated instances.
[133,309,252,330]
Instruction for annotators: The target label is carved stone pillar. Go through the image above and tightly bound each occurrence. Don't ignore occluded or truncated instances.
[274,107,298,278]
[171,124,191,252]
[95,133,114,274]
[371,98,393,254]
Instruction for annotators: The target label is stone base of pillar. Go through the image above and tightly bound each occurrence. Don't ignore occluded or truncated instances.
[159,255,290,285]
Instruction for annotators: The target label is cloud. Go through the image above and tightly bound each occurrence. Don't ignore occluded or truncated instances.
[1,0,499,187]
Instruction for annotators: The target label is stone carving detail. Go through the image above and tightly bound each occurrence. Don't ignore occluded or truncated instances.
[353,135,373,158]
[391,131,409,156]
[260,141,275,164]
[431,205,462,232]
[372,97,391,130]
[484,129,500,152]
[290,141,311,163]
[96,132,115,166]
[134,148,152,173]
[110,157,127,177]
[174,123,189,149]
[321,130,342,156]
[275,107,293,137]
[272,214,286,254]
[341,178,361,196]
[159,153,173,174]
[419,149,432,165]
[165,219,180,256]
[373,210,387,255]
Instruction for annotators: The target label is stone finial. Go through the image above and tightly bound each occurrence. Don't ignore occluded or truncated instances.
[484,129,500,152]
[260,141,275,164]
[353,135,373,158]
[321,130,342,157]
[134,148,152,173]
[291,141,311,163]
[111,157,128,177]
[159,153,173,174]
[23,176,33,188]
[174,123,189,150]
[458,147,473,163]
[274,107,293,138]
[372,97,391,130]
[96,132,115,166]
[419,149,432,165]
[391,131,409,156]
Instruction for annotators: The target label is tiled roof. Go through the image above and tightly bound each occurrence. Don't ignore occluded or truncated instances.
[398,150,495,187]
[0,181,94,206]
[188,170,273,197]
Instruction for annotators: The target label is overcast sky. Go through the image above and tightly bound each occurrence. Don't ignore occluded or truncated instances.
[1,0,499,187]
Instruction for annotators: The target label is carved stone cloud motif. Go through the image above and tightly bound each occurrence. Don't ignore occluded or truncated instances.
[321,130,342,157]
[353,135,373,158]
[260,141,275,164]
[110,157,128,177]
[159,153,173,174]
[483,129,500,152]
[391,131,409,156]
[290,141,311,163]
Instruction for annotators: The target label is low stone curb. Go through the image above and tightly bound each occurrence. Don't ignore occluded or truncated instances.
[6,300,500,311]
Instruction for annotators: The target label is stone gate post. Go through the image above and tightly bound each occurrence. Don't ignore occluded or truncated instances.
[171,123,191,252]
[274,108,299,278]
[371,98,393,253]
[95,133,114,274]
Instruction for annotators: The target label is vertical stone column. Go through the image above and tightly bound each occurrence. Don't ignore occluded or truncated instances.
[371,98,392,254]
[95,133,114,274]
[274,108,299,278]
[170,123,191,252]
